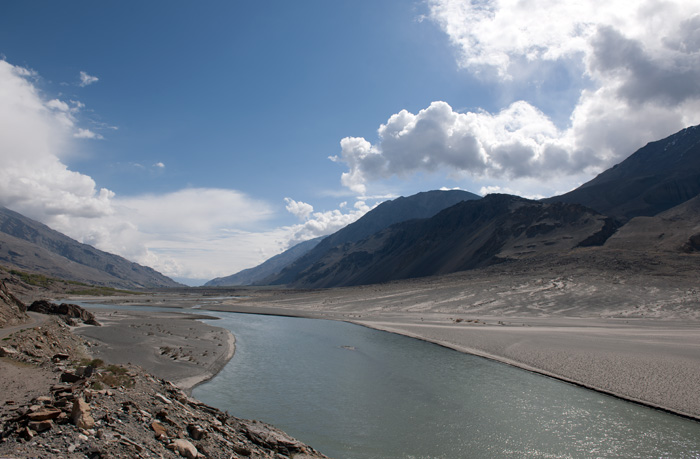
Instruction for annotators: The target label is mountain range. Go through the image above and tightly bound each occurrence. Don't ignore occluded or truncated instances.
[0,124,698,291]
[0,206,181,289]
[210,124,700,288]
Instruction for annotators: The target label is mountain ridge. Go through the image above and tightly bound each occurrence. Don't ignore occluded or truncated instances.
[0,206,181,289]
[285,194,614,288]
[262,189,480,286]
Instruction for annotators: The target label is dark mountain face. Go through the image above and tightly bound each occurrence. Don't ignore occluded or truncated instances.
[205,236,324,287]
[548,125,700,220]
[262,190,481,285]
[0,207,181,289]
[285,194,614,288]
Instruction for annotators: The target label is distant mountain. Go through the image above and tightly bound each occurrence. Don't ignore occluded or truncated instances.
[283,194,615,288]
[0,206,181,289]
[548,125,700,220]
[263,189,481,285]
[205,236,324,286]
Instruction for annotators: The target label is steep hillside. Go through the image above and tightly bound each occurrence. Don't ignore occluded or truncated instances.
[205,236,324,286]
[549,125,700,220]
[286,194,614,288]
[264,189,480,285]
[0,207,181,289]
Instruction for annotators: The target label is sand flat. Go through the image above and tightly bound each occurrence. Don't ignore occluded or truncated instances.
[74,309,235,394]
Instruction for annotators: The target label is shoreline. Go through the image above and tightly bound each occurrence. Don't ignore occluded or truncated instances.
[347,318,700,422]
[201,305,700,422]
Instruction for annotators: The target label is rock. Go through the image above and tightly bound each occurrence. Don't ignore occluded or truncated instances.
[19,426,35,440]
[155,393,172,405]
[60,371,83,383]
[71,398,95,430]
[26,408,62,421]
[151,421,168,439]
[52,352,70,361]
[27,419,53,432]
[28,300,101,326]
[187,423,207,440]
[0,346,18,357]
[167,438,199,459]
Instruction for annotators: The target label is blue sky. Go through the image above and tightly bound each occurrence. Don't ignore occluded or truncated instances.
[1,1,698,284]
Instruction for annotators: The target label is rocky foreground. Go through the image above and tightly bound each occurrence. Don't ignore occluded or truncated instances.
[0,308,328,458]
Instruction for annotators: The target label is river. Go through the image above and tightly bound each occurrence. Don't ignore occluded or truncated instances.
[192,312,700,459]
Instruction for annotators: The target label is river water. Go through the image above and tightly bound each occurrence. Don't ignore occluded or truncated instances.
[192,312,700,459]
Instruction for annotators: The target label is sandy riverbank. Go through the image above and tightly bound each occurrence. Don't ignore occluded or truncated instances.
[73,309,235,394]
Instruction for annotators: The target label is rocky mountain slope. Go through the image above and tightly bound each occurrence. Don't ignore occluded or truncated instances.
[0,280,28,327]
[0,206,181,289]
[285,194,614,288]
[549,124,700,220]
[264,189,480,286]
[205,236,324,287]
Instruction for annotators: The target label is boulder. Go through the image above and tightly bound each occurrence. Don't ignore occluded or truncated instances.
[70,398,95,430]
[167,438,198,459]
[27,419,53,433]
[28,300,101,326]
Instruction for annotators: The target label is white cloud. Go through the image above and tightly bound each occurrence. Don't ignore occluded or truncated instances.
[153,162,165,168]
[48,188,278,281]
[79,71,99,87]
[0,60,114,221]
[285,199,375,246]
[74,128,103,139]
[284,198,314,220]
[332,0,700,196]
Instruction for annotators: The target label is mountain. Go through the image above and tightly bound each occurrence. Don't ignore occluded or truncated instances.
[0,206,181,289]
[548,125,700,220]
[283,194,615,288]
[604,193,700,253]
[205,236,325,286]
[262,189,481,285]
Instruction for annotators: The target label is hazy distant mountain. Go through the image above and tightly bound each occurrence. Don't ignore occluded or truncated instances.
[263,189,480,285]
[205,236,324,286]
[283,194,615,288]
[549,125,700,220]
[0,206,181,289]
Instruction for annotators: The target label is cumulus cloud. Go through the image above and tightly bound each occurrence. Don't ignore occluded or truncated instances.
[285,199,374,246]
[284,198,314,220]
[0,60,114,221]
[79,71,99,87]
[332,0,700,195]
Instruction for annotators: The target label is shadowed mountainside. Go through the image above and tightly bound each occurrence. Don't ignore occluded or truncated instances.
[0,207,181,289]
[263,189,480,286]
[284,194,615,288]
[548,124,700,220]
